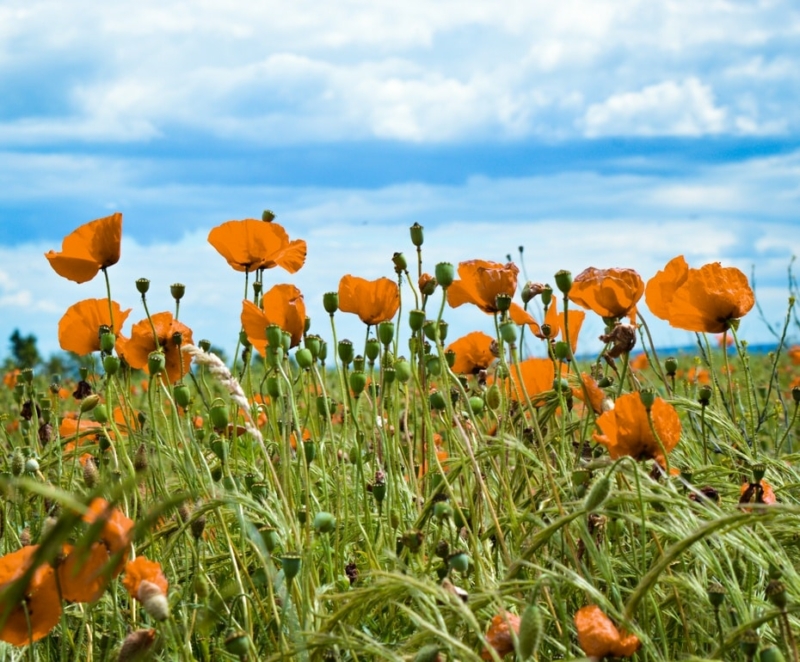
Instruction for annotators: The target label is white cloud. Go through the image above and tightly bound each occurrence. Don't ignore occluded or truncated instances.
[582,78,728,137]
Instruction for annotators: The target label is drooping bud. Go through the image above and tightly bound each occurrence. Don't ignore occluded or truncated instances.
[313,511,336,534]
[80,393,101,413]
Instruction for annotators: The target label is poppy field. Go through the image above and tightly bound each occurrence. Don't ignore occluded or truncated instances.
[1,212,800,662]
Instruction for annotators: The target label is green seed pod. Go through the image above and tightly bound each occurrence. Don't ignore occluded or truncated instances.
[402,530,423,553]
[413,645,442,662]
[760,646,787,662]
[392,251,408,272]
[313,511,336,534]
[266,324,284,349]
[174,383,191,408]
[664,356,678,377]
[409,222,424,247]
[698,384,712,406]
[261,527,279,553]
[280,553,302,582]
[434,262,454,288]
[103,355,120,375]
[554,269,572,294]
[372,480,386,503]
[486,384,501,410]
[238,330,251,348]
[740,629,760,657]
[224,631,251,657]
[92,404,108,424]
[553,340,570,361]
[468,396,484,415]
[210,464,223,482]
[408,309,426,332]
[707,582,726,609]
[585,475,612,512]
[365,338,381,362]
[384,367,396,384]
[495,293,512,312]
[766,579,788,609]
[80,394,101,413]
[499,321,518,344]
[209,399,229,430]
[170,282,186,301]
[517,603,543,660]
[135,277,150,294]
[639,388,656,411]
[350,370,367,397]
[426,356,441,377]
[422,320,438,342]
[323,291,339,314]
[305,334,321,359]
[210,437,229,462]
[198,339,211,352]
[262,209,276,222]
[394,358,412,383]
[390,509,401,529]
[295,347,313,369]
[147,351,165,376]
[447,551,470,573]
[100,332,116,353]
[303,440,316,464]
[429,390,446,411]
[316,395,331,417]
[266,376,282,399]
[378,321,395,347]
[433,501,452,521]
[338,340,354,366]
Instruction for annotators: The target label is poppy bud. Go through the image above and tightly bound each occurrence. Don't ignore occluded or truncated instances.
[80,393,101,413]
[304,316,311,333]
[350,370,367,396]
[238,330,251,348]
[209,399,229,430]
[434,262,455,288]
[134,443,148,472]
[639,388,656,412]
[303,439,316,464]
[552,378,570,393]
[323,292,339,314]
[316,395,331,417]
[598,375,614,388]
[224,631,251,657]
[117,629,157,662]
[437,320,448,342]
[266,346,283,368]
[261,527,279,553]
[338,340,354,366]
[11,450,24,476]
[93,403,109,424]
[138,580,169,621]
[281,331,291,353]
[318,340,328,362]
[409,309,426,332]
[425,356,441,376]
[499,321,517,344]
[521,281,546,304]
[266,324,284,348]
[365,338,380,362]
[280,553,302,582]
[448,551,470,573]
[191,512,206,540]
[444,349,456,368]
[148,351,165,375]
[174,383,191,408]
[585,475,611,512]
[793,386,800,404]
[135,278,150,295]
[554,270,572,294]
[100,332,116,353]
[486,384,501,410]
[553,340,570,361]
[761,647,787,662]
[295,347,313,369]
[394,358,412,383]
[698,384,712,407]
[198,339,211,352]
[83,455,99,488]
[766,580,788,609]
[419,273,437,296]
[423,320,438,342]
[170,283,185,301]
[305,334,321,359]
[392,252,408,272]
[313,511,336,534]
[266,376,281,399]
[664,356,678,377]
[495,293,512,312]
[262,209,276,222]
[707,582,726,608]
[518,603,543,659]
[410,222,424,247]
[429,390,446,411]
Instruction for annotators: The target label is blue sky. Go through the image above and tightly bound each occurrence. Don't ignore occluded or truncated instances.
[1,0,799,359]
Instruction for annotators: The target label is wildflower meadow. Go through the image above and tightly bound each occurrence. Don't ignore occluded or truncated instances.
[1,212,800,662]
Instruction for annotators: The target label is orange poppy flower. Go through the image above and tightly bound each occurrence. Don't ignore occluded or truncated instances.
[629,353,649,371]
[683,366,711,385]
[338,275,400,325]
[594,393,681,466]
[572,373,606,415]
[447,331,496,374]
[117,312,193,384]
[241,284,306,352]
[481,612,521,660]
[83,498,135,565]
[537,304,585,353]
[575,605,640,659]
[58,542,115,603]
[45,212,122,284]
[3,370,19,389]
[568,267,644,320]
[506,357,555,403]
[208,219,306,273]
[788,345,800,365]
[739,479,777,510]
[446,260,533,325]
[0,545,62,645]
[58,298,131,356]
[122,557,168,599]
[645,256,754,333]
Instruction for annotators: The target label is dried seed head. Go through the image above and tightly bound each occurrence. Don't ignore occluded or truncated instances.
[117,628,157,662]
[20,528,31,547]
[134,443,148,473]
[83,456,99,488]
[190,511,206,541]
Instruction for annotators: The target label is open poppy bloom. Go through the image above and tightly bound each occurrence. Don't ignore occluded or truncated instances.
[575,605,640,659]
[241,284,306,352]
[58,298,131,355]
[739,479,777,510]
[481,612,521,660]
[338,275,400,325]
[447,260,534,325]
[533,303,585,354]
[568,267,644,320]
[58,542,116,603]
[208,219,306,273]
[0,545,62,645]
[594,393,681,466]
[447,331,496,374]
[45,213,122,284]
[82,498,135,571]
[122,557,168,599]
[645,256,754,333]
[572,373,607,416]
[505,357,555,403]
[117,312,193,384]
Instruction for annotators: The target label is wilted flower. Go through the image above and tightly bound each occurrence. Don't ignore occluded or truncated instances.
[569,267,644,320]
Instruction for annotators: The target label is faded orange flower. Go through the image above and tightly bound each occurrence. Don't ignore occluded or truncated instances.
[208,219,306,273]
[481,612,521,660]
[447,331,496,375]
[117,312,193,384]
[0,545,62,645]
[83,498,135,567]
[58,542,115,603]
[45,212,122,284]
[338,275,400,325]
[122,557,168,599]
[569,267,644,320]
[594,393,681,466]
[629,353,649,372]
[645,256,754,333]
[447,260,533,325]
[241,284,306,352]
[506,358,555,403]
[739,479,777,510]
[575,605,640,659]
[58,298,131,356]
[538,303,585,353]
[788,345,800,365]
[572,374,606,416]
[3,370,19,389]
